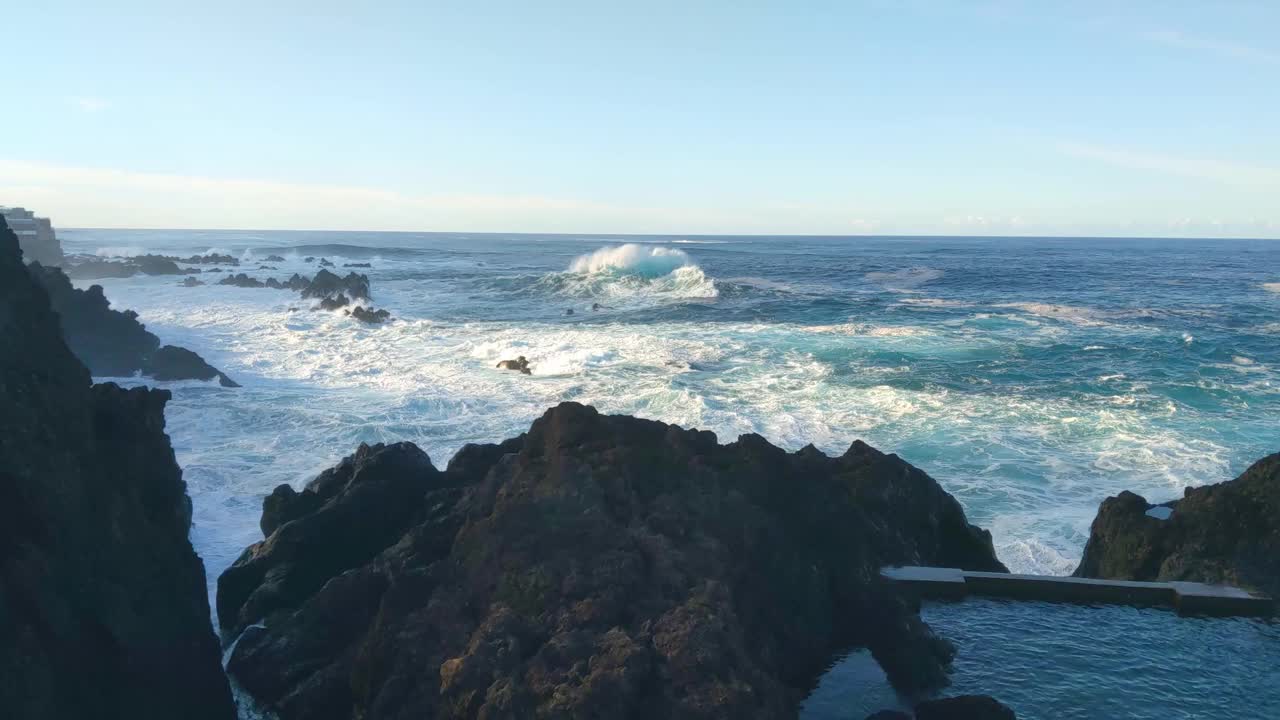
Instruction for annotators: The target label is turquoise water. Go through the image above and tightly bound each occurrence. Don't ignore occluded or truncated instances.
[803,599,1280,719]
[56,230,1279,717]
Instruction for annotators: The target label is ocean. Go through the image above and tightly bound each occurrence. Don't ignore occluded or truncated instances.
[60,229,1279,718]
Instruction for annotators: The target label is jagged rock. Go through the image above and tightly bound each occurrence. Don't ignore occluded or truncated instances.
[346,306,391,323]
[176,252,239,265]
[300,268,371,301]
[258,265,278,270]
[496,355,531,374]
[145,345,240,388]
[0,217,235,719]
[1074,453,1280,597]
[264,254,287,262]
[344,262,371,268]
[218,403,1005,719]
[218,273,266,288]
[318,257,334,267]
[26,262,238,387]
[180,276,204,287]
[318,294,350,311]
[915,695,1017,719]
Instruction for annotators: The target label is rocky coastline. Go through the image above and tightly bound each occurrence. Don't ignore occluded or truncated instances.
[1073,453,1280,597]
[0,218,235,718]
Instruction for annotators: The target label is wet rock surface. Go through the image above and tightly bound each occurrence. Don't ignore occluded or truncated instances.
[0,217,235,719]
[219,402,1004,719]
[1074,453,1280,597]
[27,262,239,387]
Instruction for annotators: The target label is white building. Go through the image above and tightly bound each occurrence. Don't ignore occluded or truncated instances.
[1,206,63,265]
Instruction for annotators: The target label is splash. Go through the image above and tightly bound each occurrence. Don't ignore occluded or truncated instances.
[559,244,718,300]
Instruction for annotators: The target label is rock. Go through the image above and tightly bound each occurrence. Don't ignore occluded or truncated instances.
[264,254,287,262]
[64,253,229,278]
[177,252,239,265]
[133,254,186,275]
[318,257,335,267]
[318,293,350,311]
[219,402,1005,719]
[0,216,235,719]
[496,355,532,374]
[64,257,142,279]
[344,262,371,268]
[144,345,240,388]
[346,306,391,323]
[304,256,315,262]
[300,268,371,301]
[915,695,1017,719]
[180,276,204,287]
[205,267,224,273]
[27,262,238,386]
[565,308,575,315]
[218,272,266,288]
[258,264,278,270]
[1073,453,1280,597]
[865,712,912,720]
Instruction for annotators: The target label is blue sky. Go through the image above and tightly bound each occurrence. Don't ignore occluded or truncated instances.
[3,0,1278,236]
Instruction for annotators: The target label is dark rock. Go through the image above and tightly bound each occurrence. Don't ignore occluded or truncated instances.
[218,273,266,288]
[496,355,532,374]
[219,402,1005,719]
[133,254,186,275]
[180,276,204,287]
[144,345,240,388]
[300,268,371,301]
[565,307,575,315]
[1074,453,1280,597]
[343,262,371,268]
[65,257,141,279]
[304,256,315,262]
[177,252,239,265]
[346,306,391,323]
[318,294,350,311]
[264,254,287,262]
[915,695,1017,719]
[258,265,278,270]
[180,267,202,273]
[206,267,224,273]
[27,262,238,386]
[318,257,334,267]
[865,712,912,720]
[0,216,235,719]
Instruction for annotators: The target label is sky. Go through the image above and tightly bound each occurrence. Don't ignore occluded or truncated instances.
[3,0,1279,237]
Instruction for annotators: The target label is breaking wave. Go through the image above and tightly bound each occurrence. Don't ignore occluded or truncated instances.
[554,244,718,300]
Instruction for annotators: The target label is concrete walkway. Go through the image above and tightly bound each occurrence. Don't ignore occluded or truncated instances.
[882,566,1274,617]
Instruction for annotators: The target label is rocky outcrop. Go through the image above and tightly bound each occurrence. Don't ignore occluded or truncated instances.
[300,268,371,301]
[264,254,287,262]
[914,695,1017,719]
[27,263,239,387]
[218,272,266,288]
[0,217,235,719]
[218,403,1004,719]
[1073,453,1280,597]
[347,306,391,323]
[64,254,190,279]
[318,294,350,311]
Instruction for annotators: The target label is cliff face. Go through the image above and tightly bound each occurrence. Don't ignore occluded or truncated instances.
[219,403,1004,720]
[1074,453,1280,597]
[27,261,239,387]
[0,218,235,719]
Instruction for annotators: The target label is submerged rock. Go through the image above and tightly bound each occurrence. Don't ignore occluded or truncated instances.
[496,355,531,374]
[1074,453,1280,597]
[27,262,238,387]
[0,217,235,719]
[218,272,266,288]
[344,262,372,268]
[180,276,205,287]
[264,254,287,262]
[346,306,391,323]
[218,402,1004,719]
[915,695,1017,719]
[318,257,335,267]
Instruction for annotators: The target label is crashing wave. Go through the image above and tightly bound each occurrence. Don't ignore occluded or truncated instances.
[556,244,718,300]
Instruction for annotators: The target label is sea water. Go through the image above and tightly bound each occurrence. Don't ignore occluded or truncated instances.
[58,230,1280,717]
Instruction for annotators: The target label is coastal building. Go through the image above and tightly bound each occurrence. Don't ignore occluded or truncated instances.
[1,205,63,266]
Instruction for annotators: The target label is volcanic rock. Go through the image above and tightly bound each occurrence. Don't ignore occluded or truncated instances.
[915,695,1017,719]
[27,262,238,387]
[346,306,391,323]
[218,403,1005,719]
[1073,453,1280,597]
[0,216,235,719]
[218,273,266,288]
[300,268,371,301]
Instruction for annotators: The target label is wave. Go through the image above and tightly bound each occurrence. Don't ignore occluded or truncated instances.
[549,244,718,300]
[1263,282,1280,294]
[865,266,944,291]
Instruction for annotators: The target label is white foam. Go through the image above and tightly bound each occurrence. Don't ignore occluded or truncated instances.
[569,243,692,276]
[1262,282,1280,294]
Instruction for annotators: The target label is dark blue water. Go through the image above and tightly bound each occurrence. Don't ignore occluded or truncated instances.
[803,599,1280,719]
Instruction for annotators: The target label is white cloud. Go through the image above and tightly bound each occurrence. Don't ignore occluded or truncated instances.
[1057,141,1280,189]
[1144,29,1280,65]
[71,97,110,113]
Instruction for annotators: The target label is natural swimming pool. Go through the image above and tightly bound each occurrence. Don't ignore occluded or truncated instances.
[802,598,1280,719]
